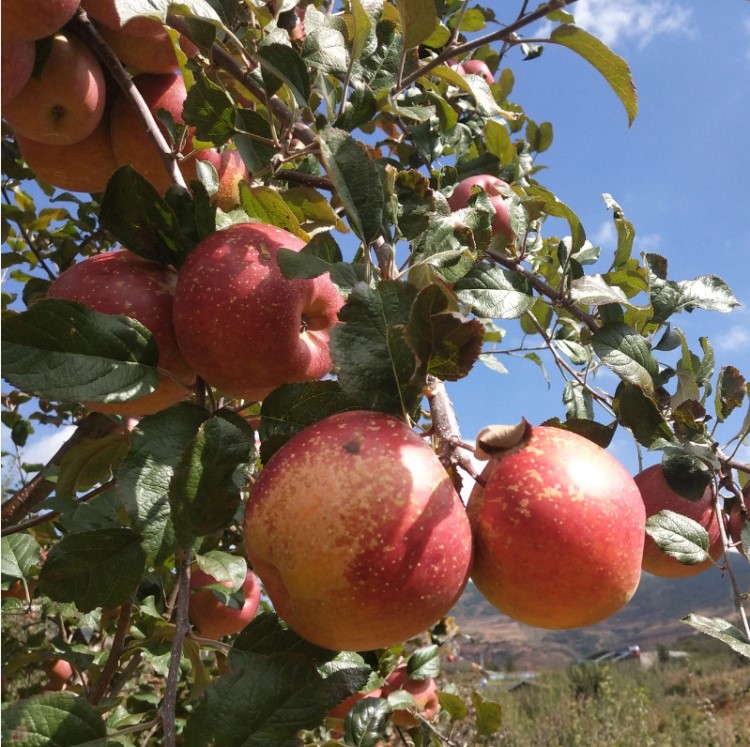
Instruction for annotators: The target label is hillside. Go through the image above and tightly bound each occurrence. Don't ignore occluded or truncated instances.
[451,557,750,671]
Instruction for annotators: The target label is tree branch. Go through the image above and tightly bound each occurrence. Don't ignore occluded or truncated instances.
[67,9,188,190]
[1,413,121,526]
[89,599,134,705]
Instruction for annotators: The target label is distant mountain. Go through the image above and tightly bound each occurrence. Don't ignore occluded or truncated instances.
[451,557,750,671]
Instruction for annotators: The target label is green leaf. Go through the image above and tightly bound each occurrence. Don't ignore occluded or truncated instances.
[233,612,335,661]
[257,43,311,108]
[569,274,631,307]
[184,648,369,747]
[115,0,220,25]
[472,690,503,736]
[661,448,713,500]
[612,382,675,449]
[2,299,161,405]
[681,614,750,660]
[562,381,594,420]
[234,109,275,174]
[55,433,129,500]
[396,0,439,50]
[674,275,741,314]
[0,692,108,746]
[406,283,484,382]
[524,184,586,251]
[1,533,41,580]
[276,234,344,280]
[117,403,210,563]
[406,645,440,679]
[258,381,359,463]
[542,417,617,449]
[183,73,236,146]
[592,322,659,393]
[345,697,391,747]
[715,366,746,422]
[550,24,637,126]
[350,0,374,60]
[646,510,710,566]
[454,262,534,319]
[283,187,347,233]
[330,281,423,417]
[196,550,247,590]
[100,166,194,266]
[170,409,256,547]
[300,8,350,75]
[239,184,308,239]
[334,82,378,132]
[354,18,408,91]
[319,128,384,243]
[38,528,146,612]
[438,691,469,721]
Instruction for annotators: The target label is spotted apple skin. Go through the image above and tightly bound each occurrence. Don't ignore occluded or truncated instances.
[467,426,646,629]
[243,410,473,651]
[636,464,723,578]
[47,250,195,415]
[173,223,343,401]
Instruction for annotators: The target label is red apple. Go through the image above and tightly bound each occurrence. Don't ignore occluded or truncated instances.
[44,659,74,690]
[109,72,221,194]
[82,0,165,34]
[16,116,118,193]
[1,0,80,42]
[2,579,26,600]
[383,664,440,727]
[93,19,198,74]
[212,149,248,211]
[636,464,724,578]
[462,59,494,85]
[1,38,35,106]
[447,174,514,241]
[172,222,343,401]
[189,569,261,639]
[3,32,106,145]
[47,249,195,415]
[243,410,473,651]
[467,425,646,629]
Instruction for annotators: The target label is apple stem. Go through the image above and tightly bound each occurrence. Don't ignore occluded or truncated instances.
[67,9,188,191]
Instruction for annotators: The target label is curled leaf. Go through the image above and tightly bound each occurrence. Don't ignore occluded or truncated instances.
[474,418,532,460]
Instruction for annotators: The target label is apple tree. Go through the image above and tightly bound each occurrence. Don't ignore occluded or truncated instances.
[1,1,749,745]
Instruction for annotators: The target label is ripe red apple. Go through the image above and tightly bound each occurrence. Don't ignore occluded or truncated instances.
[447,174,514,241]
[212,149,248,211]
[635,464,724,578]
[243,410,473,651]
[188,569,261,639]
[16,116,118,193]
[47,249,195,415]
[1,38,35,106]
[467,425,646,629]
[383,664,440,727]
[462,59,494,85]
[109,72,221,194]
[3,32,106,145]
[1,0,80,42]
[173,222,343,401]
[44,659,74,691]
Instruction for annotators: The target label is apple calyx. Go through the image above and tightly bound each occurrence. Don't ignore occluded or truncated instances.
[474,418,532,460]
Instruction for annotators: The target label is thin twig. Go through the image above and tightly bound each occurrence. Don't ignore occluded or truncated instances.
[89,599,134,705]
[161,550,192,747]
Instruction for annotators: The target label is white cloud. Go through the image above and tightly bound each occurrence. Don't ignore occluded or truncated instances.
[592,219,616,249]
[716,324,750,352]
[573,0,694,49]
[2,425,78,469]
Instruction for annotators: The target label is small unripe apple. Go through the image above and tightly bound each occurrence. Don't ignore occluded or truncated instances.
[383,664,440,727]
[189,569,261,639]
[47,249,195,415]
[212,149,249,211]
[468,425,646,629]
[173,222,343,401]
[462,59,494,84]
[635,464,723,578]
[4,32,106,145]
[1,0,80,42]
[16,116,118,193]
[1,38,35,106]
[447,174,514,241]
[109,72,221,194]
[44,659,74,691]
[243,410,473,651]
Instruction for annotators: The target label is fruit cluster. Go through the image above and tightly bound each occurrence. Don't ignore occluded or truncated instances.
[2,0,245,201]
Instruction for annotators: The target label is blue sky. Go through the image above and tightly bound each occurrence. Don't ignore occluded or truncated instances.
[3,0,749,479]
